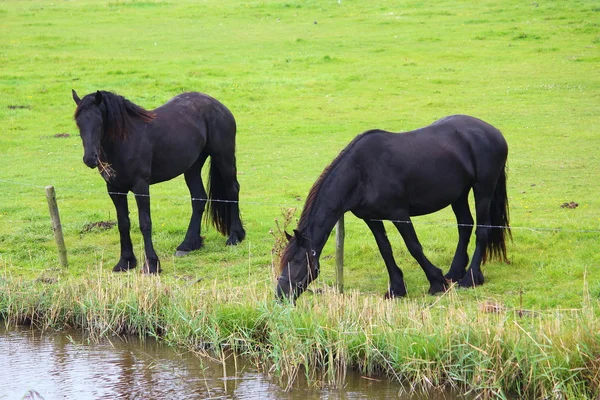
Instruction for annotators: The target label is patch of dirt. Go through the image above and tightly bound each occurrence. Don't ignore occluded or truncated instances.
[480,301,504,313]
[53,133,71,138]
[36,276,58,284]
[560,201,578,209]
[479,301,537,317]
[81,220,116,233]
[8,104,31,110]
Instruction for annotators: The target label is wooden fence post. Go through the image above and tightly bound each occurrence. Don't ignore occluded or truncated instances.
[45,186,68,267]
[335,215,345,293]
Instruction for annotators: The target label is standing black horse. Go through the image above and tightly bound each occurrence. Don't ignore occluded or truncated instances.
[72,90,245,274]
[277,115,510,302]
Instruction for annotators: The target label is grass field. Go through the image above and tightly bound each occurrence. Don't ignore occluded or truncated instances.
[1,0,599,396]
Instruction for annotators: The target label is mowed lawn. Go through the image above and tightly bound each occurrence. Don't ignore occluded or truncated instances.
[0,0,599,309]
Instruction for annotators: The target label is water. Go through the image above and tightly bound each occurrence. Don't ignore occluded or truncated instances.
[0,325,462,399]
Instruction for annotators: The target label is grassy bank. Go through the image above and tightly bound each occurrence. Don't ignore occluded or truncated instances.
[1,0,599,397]
[1,270,599,398]
[1,0,599,307]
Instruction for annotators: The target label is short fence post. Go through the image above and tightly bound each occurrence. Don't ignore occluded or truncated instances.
[45,186,68,268]
[335,215,344,293]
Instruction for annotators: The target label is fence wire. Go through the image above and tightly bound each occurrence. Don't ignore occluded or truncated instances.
[1,178,599,233]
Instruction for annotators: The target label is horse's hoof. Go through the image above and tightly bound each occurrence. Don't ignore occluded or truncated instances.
[444,271,466,282]
[458,272,484,288]
[226,234,243,245]
[142,267,161,275]
[384,289,406,299]
[226,229,246,245]
[142,260,161,275]
[226,238,241,246]
[112,259,137,272]
[428,281,448,295]
[175,250,190,257]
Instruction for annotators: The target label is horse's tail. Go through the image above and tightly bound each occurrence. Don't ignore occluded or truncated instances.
[206,158,241,238]
[484,163,512,263]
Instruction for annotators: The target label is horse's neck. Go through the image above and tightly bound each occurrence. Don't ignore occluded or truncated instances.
[99,138,129,167]
[302,167,357,254]
[99,140,117,159]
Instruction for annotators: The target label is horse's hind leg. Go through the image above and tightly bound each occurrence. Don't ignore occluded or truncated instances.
[392,216,447,295]
[365,220,406,298]
[459,185,493,288]
[176,153,209,256]
[445,190,474,282]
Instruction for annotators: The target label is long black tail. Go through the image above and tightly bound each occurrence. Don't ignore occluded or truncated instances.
[206,159,238,237]
[484,164,512,263]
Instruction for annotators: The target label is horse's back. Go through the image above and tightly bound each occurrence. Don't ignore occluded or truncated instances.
[431,115,508,179]
[146,92,237,183]
[347,115,507,216]
[431,114,507,155]
[356,115,506,162]
[156,92,235,126]
[150,92,236,144]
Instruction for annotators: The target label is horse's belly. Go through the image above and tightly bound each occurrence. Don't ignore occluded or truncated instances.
[357,173,469,219]
[149,153,198,184]
[408,201,452,217]
[406,178,469,215]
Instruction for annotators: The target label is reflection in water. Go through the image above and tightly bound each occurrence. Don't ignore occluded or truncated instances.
[0,325,461,399]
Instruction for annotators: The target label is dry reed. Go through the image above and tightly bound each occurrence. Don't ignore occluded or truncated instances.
[97,158,115,180]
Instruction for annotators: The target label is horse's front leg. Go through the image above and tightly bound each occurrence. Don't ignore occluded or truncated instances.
[108,185,137,272]
[364,220,407,298]
[392,217,447,295]
[133,183,160,274]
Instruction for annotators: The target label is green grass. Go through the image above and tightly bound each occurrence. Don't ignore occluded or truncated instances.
[0,0,599,396]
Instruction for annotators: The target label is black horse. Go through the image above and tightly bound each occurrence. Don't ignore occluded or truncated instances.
[277,115,510,302]
[72,90,245,273]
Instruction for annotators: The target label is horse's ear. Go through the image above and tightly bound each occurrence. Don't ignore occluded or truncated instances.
[94,90,103,105]
[284,231,293,242]
[72,89,81,105]
[293,229,307,247]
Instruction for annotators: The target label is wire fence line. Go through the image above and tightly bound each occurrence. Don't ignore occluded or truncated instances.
[0,179,298,207]
[369,219,600,233]
[1,178,599,234]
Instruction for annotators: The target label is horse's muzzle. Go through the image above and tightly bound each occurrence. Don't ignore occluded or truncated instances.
[83,155,98,169]
[276,278,300,304]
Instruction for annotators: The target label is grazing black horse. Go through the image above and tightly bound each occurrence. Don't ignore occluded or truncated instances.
[277,115,510,302]
[72,90,245,273]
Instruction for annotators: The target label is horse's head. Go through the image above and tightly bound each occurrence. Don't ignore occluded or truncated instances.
[72,89,104,169]
[276,229,320,303]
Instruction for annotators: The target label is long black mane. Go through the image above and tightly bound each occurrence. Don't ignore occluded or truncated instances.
[74,91,155,141]
[298,129,382,231]
[280,129,382,272]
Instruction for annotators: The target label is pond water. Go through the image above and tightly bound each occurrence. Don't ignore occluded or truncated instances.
[0,325,464,399]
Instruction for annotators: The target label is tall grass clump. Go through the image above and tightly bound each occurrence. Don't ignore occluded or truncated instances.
[2,269,597,398]
[265,287,600,398]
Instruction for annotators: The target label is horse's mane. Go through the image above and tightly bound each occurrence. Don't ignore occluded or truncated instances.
[279,129,382,272]
[74,91,155,141]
